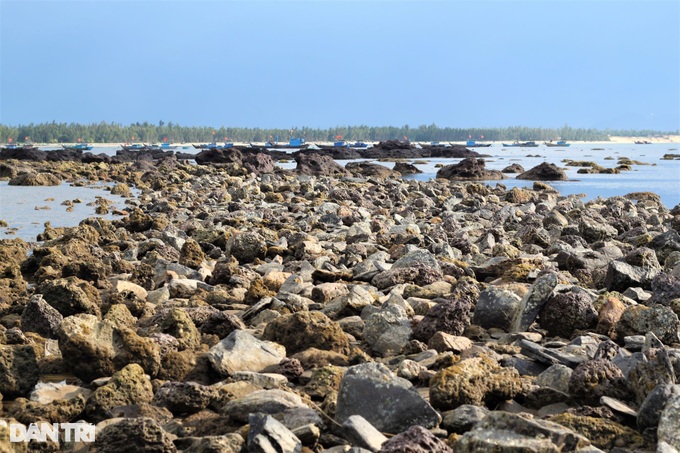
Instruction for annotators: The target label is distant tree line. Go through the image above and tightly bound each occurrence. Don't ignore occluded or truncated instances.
[0,121,676,144]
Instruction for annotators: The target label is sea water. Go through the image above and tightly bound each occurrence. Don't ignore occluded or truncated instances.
[1,143,678,242]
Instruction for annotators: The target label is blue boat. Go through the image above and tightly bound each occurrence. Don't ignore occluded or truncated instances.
[466,140,491,147]
[545,140,571,147]
[62,143,93,151]
[147,142,178,151]
[261,137,308,149]
[193,142,234,150]
[351,141,370,148]
[334,140,350,148]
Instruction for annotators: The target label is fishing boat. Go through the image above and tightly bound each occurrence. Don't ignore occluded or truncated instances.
[261,137,308,149]
[1,143,39,151]
[120,143,148,151]
[634,140,652,145]
[334,140,350,148]
[502,141,539,147]
[62,143,93,151]
[350,141,370,148]
[545,140,570,147]
[193,142,234,150]
[465,140,492,148]
[146,142,178,151]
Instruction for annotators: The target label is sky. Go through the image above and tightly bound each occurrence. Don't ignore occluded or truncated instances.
[1,0,679,131]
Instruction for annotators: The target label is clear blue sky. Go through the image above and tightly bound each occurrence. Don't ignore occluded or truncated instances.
[1,0,678,131]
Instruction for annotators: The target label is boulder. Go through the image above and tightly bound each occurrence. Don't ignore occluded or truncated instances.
[262,311,350,356]
[295,153,350,176]
[436,158,504,180]
[516,162,568,181]
[207,330,285,376]
[335,362,441,433]
[0,344,39,398]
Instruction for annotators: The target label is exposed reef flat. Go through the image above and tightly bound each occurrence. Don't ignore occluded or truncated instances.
[0,154,679,452]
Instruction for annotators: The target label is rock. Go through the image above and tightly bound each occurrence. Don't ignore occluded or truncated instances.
[658,393,680,449]
[247,413,302,453]
[335,362,441,433]
[363,297,412,356]
[472,287,522,331]
[20,294,63,338]
[221,389,309,423]
[427,332,473,354]
[637,384,680,434]
[207,329,285,376]
[242,152,276,174]
[0,345,39,398]
[173,434,245,453]
[295,153,350,176]
[510,271,558,332]
[516,162,568,181]
[412,280,477,343]
[8,172,61,186]
[458,413,590,452]
[441,404,490,434]
[535,364,573,394]
[568,359,632,406]
[94,417,176,453]
[84,364,154,423]
[342,415,388,452]
[429,356,526,410]
[179,239,205,269]
[605,260,656,291]
[378,425,452,453]
[38,277,102,318]
[57,314,116,381]
[538,290,598,339]
[393,162,422,175]
[152,381,216,415]
[226,232,267,264]
[549,413,645,451]
[435,157,505,180]
[199,311,246,339]
[615,304,680,345]
[501,163,525,174]
[262,311,350,356]
[346,162,398,178]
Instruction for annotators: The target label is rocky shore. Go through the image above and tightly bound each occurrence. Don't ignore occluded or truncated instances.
[0,150,679,452]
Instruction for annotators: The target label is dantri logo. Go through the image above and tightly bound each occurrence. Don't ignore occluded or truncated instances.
[0,421,95,443]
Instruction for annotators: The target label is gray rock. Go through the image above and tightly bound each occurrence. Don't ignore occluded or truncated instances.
[454,411,593,452]
[247,413,302,453]
[605,260,657,292]
[518,339,588,368]
[363,298,412,356]
[441,404,489,434]
[538,290,598,339]
[637,384,680,434]
[207,330,286,376]
[510,271,558,332]
[342,415,388,452]
[226,231,267,264]
[472,287,522,331]
[173,434,245,453]
[535,364,573,394]
[20,294,64,338]
[615,304,680,346]
[221,389,309,423]
[335,362,441,433]
[94,417,176,453]
[152,381,216,415]
[658,393,680,449]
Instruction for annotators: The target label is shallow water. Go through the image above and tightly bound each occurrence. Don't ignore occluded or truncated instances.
[0,181,135,242]
[1,143,678,242]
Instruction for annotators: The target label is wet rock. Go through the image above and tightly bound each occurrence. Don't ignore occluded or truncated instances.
[94,417,176,453]
[207,329,285,376]
[393,162,422,175]
[429,356,526,410]
[517,162,568,180]
[378,425,452,453]
[435,158,505,180]
[335,362,441,433]
[262,311,350,356]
